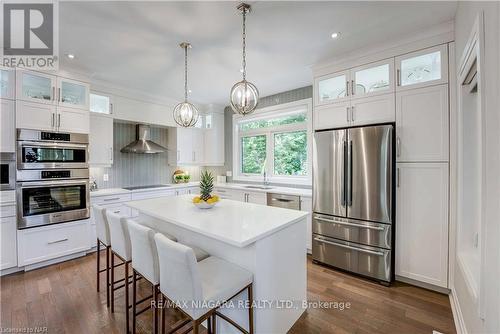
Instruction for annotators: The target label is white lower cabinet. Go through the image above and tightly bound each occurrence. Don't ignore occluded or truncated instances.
[395,162,449,288]
[0,215,17,270]
[175,187,199,196]
[17,220,91,267]
[213,187,266,204]
[300,197,313,253]
[244,191,267,205]
[89,113,114,166]
[0,99,15,152]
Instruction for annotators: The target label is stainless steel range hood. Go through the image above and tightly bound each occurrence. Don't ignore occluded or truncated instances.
[120,124,168,154]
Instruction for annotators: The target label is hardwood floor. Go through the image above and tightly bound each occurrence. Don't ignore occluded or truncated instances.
[0,252,456,334]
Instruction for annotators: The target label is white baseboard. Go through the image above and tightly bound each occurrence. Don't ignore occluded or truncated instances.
[449,287,467,334]
[395,275,450,294]
[0,266,24,276]
[24,251,87,271]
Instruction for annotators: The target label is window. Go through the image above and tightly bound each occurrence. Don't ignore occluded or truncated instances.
[233,99,312,184]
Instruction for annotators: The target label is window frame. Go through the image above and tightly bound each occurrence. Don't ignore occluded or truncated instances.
[232,98,312,185]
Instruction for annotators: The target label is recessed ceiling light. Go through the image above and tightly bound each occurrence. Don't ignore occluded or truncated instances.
[331,32,340,39]
[66,53,75,59]
[188,89,192,93]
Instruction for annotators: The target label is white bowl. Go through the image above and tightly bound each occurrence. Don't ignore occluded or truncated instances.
[194,200,217,209]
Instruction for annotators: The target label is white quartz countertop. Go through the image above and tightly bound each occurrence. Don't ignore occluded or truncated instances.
[126,195,308,248]
[214,183,312,197]
[90,188,131,197]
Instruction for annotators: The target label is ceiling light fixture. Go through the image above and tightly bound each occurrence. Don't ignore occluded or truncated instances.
[66,53,75,59]
[172,42,199,127]
[331,32,340,39]
[230,3,259,115]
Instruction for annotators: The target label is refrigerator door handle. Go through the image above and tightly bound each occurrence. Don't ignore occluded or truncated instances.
[348,140,353,206]
[342,140,347,206]
[313,237,385,256]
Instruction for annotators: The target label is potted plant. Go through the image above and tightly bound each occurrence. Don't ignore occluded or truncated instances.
[183,174,190,183]
[192,171,219,209]
[174,174,184,184]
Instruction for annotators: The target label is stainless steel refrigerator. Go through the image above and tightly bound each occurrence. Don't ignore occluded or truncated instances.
[312,124,394,283]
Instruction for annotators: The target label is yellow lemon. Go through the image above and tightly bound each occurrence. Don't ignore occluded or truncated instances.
[192,196,201,203]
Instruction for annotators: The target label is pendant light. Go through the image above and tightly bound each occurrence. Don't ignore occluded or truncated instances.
[173,42,199,127]
[230,3,259,115]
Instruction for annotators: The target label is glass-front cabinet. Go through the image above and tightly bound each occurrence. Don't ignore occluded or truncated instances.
[315,70,349,106]
[16,70,56,104]
[0,68,15,99]
[351,59,394,98]
[90,92,113,114]
[396,44,448,90]
[58,77,89,109]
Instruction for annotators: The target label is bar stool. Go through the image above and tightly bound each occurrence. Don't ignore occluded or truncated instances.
[92,204,112,307]
[154,233,254,334]
[106,211,134,334]
[127,219,211,334]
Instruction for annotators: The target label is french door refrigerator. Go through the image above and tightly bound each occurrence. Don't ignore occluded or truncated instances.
[312,124,394,283]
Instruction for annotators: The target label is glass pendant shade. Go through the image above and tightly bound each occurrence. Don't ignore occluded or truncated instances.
[173,42,199,127]
[173,101,199,127]
[230,80,259,115]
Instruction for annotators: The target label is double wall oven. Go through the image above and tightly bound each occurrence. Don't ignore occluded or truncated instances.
[16,129,90,229]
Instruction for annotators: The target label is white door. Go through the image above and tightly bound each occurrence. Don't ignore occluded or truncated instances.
[0,216,17,270]
[0,99,15,152]
[16,69,56,104]
[89,114,114,166]
[57,107,89,134]
[350,93,395,126]
[0,68,15,99]
[315,70,350,106]
[396,44,448,91]
[176,128,193,164]
[396,84,449,162]
[350,58,395,99]
[16,100,56,131]
[300,197,313,253]
[57,77,90,110]
[395,162,449,288]
[314,101,350,130]
[192,128,205,164]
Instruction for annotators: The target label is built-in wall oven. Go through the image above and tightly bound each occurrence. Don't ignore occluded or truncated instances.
[17,129,89,169]
[17,169,90,229]
[16,129,90,229]
[0,153,16,191]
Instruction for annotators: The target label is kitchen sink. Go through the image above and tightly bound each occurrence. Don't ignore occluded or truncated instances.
[244,185,274,190]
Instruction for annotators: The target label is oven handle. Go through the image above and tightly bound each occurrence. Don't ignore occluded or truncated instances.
[313,237,385,256]
[19,141,88,149]
[314,216,385,231]
[17,179,88,188]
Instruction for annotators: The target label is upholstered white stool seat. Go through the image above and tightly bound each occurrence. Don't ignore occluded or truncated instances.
[92,204,110,246]
[154,233,253,321]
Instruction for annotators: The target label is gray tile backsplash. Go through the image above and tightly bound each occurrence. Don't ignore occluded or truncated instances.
[90,122,201,189]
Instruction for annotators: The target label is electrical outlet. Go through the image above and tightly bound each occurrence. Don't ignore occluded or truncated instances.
[103,173,109,182]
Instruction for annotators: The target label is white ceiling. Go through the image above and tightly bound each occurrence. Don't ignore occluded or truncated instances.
[59,1,457,106]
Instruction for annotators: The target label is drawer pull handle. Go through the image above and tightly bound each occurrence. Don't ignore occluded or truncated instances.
[314,216,385,231]
[272,198,293,203]
[113,210,121,214]
[48,238,69,245]
[314,237,385,256]
[103,197,121,202]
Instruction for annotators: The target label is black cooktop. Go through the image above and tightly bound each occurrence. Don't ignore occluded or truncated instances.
[123,184,172,190]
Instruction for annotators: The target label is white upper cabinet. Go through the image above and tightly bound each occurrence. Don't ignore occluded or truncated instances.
[351,59,394,99]
[396,44,448,91]
[57,107,90,134]
[0,99,15,152]
[314,101,351,130]
[89,114,114,166]
[350,93,395,127]
[90,92,113,115]
[396,162,449,288]
[16,69,56,104]
[315,70,350,106]
[0,67,15,99]
[396,84,449,162]
[57,77,89,110]
[203,112,225,166]
[16,100,56,131]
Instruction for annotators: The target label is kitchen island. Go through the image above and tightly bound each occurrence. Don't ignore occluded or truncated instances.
[126,195,308,334]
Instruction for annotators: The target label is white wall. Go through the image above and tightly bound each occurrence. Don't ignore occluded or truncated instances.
[452,2,500,333]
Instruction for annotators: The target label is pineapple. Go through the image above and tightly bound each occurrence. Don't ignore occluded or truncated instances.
[199,171,214,201]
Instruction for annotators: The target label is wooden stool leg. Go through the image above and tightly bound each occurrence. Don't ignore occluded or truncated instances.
[211,313,216,334]
[161,295,166,334]
[110,251,115,313]
[96,239,100,292]
[153,284,159,334]
[248,284,254,334]
[106,246,110,308]
[207,316,212,334]
[125,261,130,334]
[193,320,199,334]
[132,270,137,334]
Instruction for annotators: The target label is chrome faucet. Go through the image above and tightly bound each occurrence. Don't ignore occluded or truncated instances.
[263,171,270,186]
